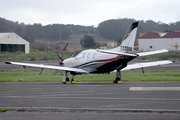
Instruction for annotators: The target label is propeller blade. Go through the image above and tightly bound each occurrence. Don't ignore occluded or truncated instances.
[56,52,63,61]
[53,70,59,75]
[63,43,68,51]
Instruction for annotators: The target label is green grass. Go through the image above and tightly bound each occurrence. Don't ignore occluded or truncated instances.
[0,69,180,82]
[0,109,8,112]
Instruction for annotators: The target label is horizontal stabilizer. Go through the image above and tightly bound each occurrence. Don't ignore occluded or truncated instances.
[137,49,168,56]
[97,49,137,57]
[121,60,174,71]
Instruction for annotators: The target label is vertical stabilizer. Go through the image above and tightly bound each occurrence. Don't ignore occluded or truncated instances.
[110,22,138,52]
[120,22,138,52]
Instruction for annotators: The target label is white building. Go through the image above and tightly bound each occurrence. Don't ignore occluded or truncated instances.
[138,31,180,51]
[107,41,117,47]
[0,33,29,53]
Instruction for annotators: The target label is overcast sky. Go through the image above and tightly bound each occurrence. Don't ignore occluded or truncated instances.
[0,0,180,27]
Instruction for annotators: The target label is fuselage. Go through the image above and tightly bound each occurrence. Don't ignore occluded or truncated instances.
[63,49,137,74]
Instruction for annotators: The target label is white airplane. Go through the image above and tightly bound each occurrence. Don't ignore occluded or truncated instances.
[5,22,173,84]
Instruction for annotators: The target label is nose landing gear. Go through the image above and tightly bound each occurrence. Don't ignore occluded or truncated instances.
[62,71,76,84]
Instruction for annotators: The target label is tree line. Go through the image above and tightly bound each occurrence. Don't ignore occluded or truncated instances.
[97,18,180,40]
[0,17,180,43]
[0,17,95,43]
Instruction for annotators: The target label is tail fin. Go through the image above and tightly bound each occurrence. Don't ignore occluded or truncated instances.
[120,22,138,52]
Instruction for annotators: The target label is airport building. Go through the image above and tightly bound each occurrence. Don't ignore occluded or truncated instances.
[138,31,180,51]
[0,33,29,53]
[107,41,117,47]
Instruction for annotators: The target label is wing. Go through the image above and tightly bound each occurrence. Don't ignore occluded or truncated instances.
[97,49,137,56]
[136,49,168,56]
[5,61,88,74]
[120,60,174,71]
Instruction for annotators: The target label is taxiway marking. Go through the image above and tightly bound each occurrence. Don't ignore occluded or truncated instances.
[129,87,180,91]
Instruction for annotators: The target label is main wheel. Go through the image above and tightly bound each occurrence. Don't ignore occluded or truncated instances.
[115,77,120,82]
[66,78,70,81]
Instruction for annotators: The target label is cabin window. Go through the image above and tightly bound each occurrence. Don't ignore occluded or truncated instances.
[93,53,96,58]
[87,53,90,58]
[83,53,86,58]
[150,46,152,49]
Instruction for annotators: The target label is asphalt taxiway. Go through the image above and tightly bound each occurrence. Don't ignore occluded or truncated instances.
[0,82,180,119]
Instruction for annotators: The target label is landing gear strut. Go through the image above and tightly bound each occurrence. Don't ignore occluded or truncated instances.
[113,70,122,84]
[62,71,70,84]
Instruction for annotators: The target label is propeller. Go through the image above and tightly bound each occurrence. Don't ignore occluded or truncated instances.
[54,52,63,75]
[54,43,69,75]
[56,52,64,66]
[56,43,69,66]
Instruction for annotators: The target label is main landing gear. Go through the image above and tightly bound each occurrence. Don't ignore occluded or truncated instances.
[62,71,76,84]
[113,70,122,84]
[71,75,76,84]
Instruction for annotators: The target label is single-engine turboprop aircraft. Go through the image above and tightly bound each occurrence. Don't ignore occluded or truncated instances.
[5,22,173,84]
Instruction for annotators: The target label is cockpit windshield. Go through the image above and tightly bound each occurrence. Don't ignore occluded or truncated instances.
[75,52,83,59]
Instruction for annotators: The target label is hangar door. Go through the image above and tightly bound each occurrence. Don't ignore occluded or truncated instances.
[0,44,25,53]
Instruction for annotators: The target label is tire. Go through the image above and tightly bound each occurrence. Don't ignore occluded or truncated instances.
[66,78,70,81]
[115,77,120,82]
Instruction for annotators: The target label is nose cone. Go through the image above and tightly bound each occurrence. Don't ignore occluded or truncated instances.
[59,62,63,66]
